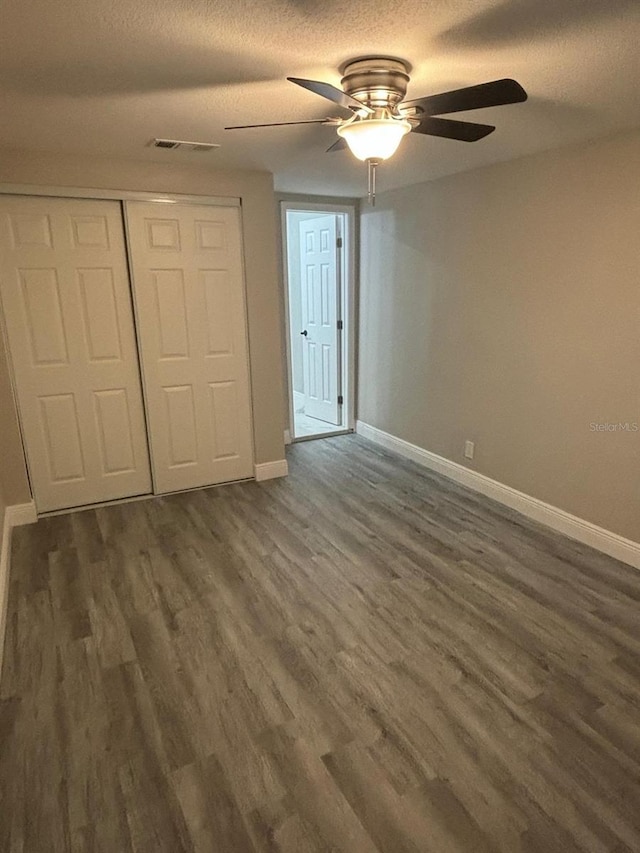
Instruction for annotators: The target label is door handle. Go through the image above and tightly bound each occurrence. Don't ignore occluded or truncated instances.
[300,330,308,336]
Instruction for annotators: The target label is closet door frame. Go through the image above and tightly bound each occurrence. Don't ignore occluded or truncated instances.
[0,185,254,512]
[0,185,238,208]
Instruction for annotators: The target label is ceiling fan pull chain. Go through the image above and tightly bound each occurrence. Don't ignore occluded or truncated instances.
[367,158,378,206]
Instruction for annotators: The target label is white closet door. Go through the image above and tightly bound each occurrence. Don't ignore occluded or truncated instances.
[0,196,152,512]
[125,202,254,493]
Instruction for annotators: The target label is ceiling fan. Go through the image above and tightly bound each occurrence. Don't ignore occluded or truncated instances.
[225,57,528,202]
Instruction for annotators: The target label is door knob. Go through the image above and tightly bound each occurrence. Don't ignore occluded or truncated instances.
[300,330,308,336]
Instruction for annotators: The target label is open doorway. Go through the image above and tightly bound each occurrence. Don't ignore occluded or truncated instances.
[282,202,355,442]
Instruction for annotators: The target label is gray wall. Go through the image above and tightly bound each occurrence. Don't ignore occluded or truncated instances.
[0,150,286,509]
[0,327,30,505]
[0,322,30,578]
[358,129,640,542]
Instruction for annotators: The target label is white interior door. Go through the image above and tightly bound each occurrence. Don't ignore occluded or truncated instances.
[0,196,152,512]
[125,201,254,493]
[300,215,340,425]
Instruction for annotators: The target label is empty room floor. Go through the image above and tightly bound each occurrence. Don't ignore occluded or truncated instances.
[2,435,640,852]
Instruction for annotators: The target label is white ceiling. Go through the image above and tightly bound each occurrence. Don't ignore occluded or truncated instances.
[1,0,639,197]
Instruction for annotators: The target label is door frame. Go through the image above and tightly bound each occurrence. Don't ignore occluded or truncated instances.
[281,201,356,442]
[0,184,239,208]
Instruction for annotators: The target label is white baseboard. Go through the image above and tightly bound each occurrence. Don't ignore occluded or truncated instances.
[6,501,37,527]
[356,421,640,570]
[254,459,289,482]
[0,500,37,674]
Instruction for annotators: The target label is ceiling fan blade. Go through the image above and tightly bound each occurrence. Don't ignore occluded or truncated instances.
[225,119,336,130]
[326,138,347,153]
[412,116,496,142]
[403,78,527,116]
[288,77,374,114]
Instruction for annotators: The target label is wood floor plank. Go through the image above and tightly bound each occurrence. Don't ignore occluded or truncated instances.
[1,434,640,852]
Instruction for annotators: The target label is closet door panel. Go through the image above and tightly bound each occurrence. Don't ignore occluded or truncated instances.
[125,202,254,493]
[0,196,152,512]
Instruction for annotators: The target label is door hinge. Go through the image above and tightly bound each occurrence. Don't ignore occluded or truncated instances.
[337,319,343,331]
[336,236,343,249]
[338,395,343,405]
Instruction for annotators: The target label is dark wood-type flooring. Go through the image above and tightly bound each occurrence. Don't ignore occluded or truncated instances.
[2,435,640,852]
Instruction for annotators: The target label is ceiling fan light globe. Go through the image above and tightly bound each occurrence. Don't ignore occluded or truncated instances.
[337,119,411,161]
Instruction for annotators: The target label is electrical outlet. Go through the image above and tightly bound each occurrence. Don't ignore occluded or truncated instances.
[464,440,475,460]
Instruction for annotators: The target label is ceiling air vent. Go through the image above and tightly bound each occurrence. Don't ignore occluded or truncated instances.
[151,138,220,152]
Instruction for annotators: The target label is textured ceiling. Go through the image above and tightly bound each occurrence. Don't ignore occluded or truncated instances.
[1,0,639,196]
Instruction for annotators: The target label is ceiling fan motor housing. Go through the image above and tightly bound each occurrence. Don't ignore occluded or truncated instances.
[341,57,410,110]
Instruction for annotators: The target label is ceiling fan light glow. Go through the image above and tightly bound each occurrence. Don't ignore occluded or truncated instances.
[337,118,411,161]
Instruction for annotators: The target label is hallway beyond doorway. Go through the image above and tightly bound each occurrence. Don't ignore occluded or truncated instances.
[281,201,356,442]
[293,390,341,438]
